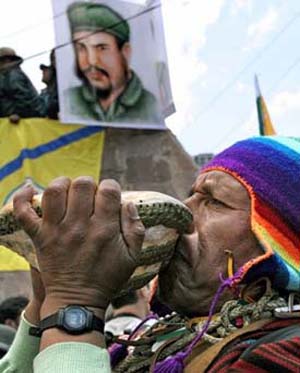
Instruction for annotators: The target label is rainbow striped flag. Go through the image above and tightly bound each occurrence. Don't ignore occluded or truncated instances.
[255,75,276,136]
[0,118,105,270]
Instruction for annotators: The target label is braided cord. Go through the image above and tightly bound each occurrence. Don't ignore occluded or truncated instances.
[198,289,287,340]
[113,287,287,372]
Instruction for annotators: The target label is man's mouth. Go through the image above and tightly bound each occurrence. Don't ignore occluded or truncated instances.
[84,67,109,80]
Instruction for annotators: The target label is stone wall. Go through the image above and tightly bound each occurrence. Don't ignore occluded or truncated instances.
[101,128,198,199]
[0,271,31,302]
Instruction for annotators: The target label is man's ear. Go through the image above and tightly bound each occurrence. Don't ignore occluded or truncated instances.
[121,42,132,63]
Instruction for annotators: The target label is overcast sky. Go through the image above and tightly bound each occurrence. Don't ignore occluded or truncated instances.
[1,0,300,155]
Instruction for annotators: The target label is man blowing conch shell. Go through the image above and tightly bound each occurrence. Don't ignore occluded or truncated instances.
[0,136,299,373]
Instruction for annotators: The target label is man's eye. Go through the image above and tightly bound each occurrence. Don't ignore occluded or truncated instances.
[97,46,109,51]
[207,198,226,207]
[75,44,85,53]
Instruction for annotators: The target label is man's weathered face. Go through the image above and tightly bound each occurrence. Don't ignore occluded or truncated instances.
[73,31,130,97]
[158,170,262,317]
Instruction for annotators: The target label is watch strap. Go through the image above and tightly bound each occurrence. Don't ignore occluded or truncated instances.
[91,314,105,334]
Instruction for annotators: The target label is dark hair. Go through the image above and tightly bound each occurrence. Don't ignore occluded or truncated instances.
[115,37,127,50]
[111,290,138,309]
[0,296,29,323]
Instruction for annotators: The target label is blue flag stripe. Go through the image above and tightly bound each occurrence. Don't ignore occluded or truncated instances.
[0,126,102,181]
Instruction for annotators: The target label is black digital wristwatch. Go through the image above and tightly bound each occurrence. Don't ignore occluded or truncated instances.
[29,305,104,337]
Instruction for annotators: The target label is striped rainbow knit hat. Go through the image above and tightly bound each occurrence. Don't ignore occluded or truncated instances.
[202,136,300,292]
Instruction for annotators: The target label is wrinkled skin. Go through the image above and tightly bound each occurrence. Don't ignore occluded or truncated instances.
[158,170,262,317]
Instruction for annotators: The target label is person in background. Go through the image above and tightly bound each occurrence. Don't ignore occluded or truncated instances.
[39,49,59,120]
[0,296,29,330]
[0,47,45,120]
[105,286,154,337]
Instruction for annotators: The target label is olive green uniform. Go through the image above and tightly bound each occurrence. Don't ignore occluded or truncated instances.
[0,64,45,118]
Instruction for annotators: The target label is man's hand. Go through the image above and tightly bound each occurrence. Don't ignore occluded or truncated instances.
[13,177,145,319]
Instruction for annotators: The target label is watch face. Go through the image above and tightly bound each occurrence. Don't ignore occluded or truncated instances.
[64,307,87,331]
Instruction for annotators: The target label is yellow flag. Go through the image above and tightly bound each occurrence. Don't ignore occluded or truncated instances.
[0,246,30,271]
[255,75,276,136]
[0,118,105,270]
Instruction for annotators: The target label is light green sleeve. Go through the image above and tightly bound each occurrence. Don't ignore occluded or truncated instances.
[0,313,111,373]
[34,342,111,372]
[0,312,40,373]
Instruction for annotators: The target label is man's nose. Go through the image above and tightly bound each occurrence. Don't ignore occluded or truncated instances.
[182,196,195,234]
[87,48,98,66]
[184,195,193,209]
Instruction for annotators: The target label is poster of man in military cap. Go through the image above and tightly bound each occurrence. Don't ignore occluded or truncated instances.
[52,0,174,129]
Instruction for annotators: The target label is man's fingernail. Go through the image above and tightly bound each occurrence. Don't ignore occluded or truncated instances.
[24,181,38,194]
[127,202,140,221]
